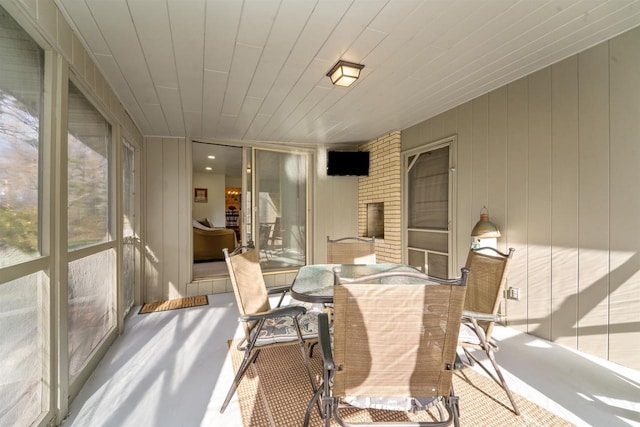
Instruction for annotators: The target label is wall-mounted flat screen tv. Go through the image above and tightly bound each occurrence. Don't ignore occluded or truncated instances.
[327,150,370,176]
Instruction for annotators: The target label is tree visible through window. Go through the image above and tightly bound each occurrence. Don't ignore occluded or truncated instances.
[0,13,43,267]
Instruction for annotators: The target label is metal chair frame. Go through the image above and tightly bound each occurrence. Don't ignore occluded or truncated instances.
[326,235,376,264]
[459,247,520,415]
[304,267,469,427]
[220,245,318,413]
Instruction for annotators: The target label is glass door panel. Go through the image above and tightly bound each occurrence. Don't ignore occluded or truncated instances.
[122,142,135,313]
[254,149,307,270]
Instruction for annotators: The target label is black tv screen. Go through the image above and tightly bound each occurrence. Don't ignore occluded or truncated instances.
[327,151,370,176]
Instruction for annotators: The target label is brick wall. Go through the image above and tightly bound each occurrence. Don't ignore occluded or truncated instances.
[358,131,402,263]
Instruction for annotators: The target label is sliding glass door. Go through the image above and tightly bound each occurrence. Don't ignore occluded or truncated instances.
[122,141,136,314]
[253,149,308,270]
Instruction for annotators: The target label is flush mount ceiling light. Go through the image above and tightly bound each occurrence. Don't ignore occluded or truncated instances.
[326,60,364,87]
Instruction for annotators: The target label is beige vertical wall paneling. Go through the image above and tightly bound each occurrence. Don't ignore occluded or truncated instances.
[488,87,508,254]
[145,138,163,301]
[400,26,640,370]
[455,102,473,268]
[577,42,610,359]
[505,78,528,332]
[608,29,640,368]
[471,95,489,216]
[550,56,579,348]
[526,68,552,340]
[178,139,191,297]
[313,170,359,264]
[162,138,181,299]
[488,88,509,317]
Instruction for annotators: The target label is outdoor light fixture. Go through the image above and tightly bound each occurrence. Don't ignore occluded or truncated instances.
[471,207,501,238]
[326,60,364,87]
[471,207,500,249]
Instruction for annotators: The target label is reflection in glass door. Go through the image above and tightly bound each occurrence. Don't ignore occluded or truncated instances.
[254,149,307,270]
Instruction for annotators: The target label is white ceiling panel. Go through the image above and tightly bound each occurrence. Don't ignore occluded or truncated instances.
[202,69,228,135]
[257,1,351,115]
[244,113,271,140]
[184,110,203,137]
[128,1,178,89]
[314,0,387,63]
[85,0,159,107]
[141,103,170,136]
[92,53,152,134]
[168,0,205,113]
[204,0,242,73]
[156,86,185,136]
[58,0,110,55]
[234,95,263,137]
[222,43,263,116]
[56,0,640,145]
[246,0,316,100]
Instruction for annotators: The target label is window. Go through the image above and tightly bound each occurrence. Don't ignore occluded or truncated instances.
[66,81,115,381]
[67,82,111,250]
[0,6,48,426]
[0,7,44,267]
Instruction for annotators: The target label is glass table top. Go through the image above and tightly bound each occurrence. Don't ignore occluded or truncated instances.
[290,263,428,303]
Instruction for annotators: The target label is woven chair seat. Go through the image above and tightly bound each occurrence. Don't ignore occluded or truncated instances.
[252,303,323,346]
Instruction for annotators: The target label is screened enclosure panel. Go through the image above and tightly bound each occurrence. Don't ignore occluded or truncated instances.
[407,147,449,230]
[405,141,453,278]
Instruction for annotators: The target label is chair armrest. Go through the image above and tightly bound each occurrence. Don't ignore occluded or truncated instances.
[462,309,500,323]
[267,285,291,295]
[239,304,306,322]
[317,313,334,370]
[267,285,291,308]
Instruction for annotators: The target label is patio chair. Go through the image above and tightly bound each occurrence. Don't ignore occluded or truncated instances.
[220,245,319,413]
[458,247,520,415]
[304,266,469,427]
[326,236,376,264]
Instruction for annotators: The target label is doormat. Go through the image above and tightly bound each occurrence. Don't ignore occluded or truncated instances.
[139,295,208,314]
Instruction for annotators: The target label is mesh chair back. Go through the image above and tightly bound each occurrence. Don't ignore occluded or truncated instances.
[464,248,514,340]
[332,277,466,399]
[225,248,270,340]
[326,236,376,264]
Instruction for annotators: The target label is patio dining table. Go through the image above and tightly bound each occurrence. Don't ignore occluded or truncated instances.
[290,263,431,304]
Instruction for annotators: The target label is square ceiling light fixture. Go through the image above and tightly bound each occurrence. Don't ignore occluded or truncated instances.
[327,60,364,87]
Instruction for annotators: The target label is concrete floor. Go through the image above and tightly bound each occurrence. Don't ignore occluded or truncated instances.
[63,292,640,427]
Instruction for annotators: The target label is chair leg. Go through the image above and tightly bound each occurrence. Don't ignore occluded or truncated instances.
[466,318,520,415]
[294,319,317,389]
[484,346,520,415]
[303,382,324,427]
[220,348,260,413]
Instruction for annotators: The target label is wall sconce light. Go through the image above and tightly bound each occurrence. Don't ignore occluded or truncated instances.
[326,60,364,87]
[471,207,500,249]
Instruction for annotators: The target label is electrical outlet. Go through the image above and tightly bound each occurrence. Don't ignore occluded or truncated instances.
[507,287,521,300]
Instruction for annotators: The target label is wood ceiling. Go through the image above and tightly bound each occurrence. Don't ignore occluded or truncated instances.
[57,0,640,145]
